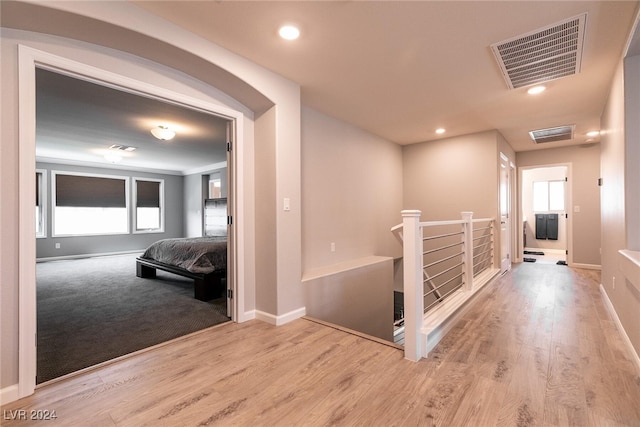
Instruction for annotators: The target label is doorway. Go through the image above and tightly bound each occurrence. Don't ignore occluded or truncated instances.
[19,46,245,393]
[520,165,570,265]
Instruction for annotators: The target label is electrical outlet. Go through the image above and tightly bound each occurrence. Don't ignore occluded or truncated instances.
[55,243,61,249]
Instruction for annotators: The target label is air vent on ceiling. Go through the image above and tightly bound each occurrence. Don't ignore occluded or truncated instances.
[529,125,575,144]
[491,13,587,89]
[109,144,136,152]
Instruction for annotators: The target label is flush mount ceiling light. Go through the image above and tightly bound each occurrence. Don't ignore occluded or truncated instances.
[435,128,446,135]
[150,125,175,141]
[278,25,300,40]
[527,85,546,95]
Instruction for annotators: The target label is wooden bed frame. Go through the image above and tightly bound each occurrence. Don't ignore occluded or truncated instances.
[136,257,225,301]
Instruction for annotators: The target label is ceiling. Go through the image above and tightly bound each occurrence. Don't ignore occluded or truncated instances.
[128,0,639,152]
[34,1,640,173]
[36,69,229,174]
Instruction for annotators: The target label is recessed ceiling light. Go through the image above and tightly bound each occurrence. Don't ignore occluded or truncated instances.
[586,130,600,137]
[279,25,300,40]
[527,85,546,95]
[435,128,446,134]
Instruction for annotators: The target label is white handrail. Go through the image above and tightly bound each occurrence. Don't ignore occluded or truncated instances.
[394,210,496,361]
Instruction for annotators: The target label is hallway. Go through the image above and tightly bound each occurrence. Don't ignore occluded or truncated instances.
[2,263,639,426]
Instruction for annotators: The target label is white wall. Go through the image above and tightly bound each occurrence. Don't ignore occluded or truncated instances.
[403,131,500,221]
[600,52,640,363]
[517,144,601,267]
[301,107,403,272]
[402,130,509,271]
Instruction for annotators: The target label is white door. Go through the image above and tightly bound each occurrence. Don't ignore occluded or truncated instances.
[500,154,511,273]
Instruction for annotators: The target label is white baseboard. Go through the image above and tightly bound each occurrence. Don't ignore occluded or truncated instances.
[0,384,20,406]
[36,250,142,262]
[599,284,640,375]
[570,263,601,270]
[254,307,306,326]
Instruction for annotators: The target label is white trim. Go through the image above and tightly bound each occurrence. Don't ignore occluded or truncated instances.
[132,177,165,234]
[0,384,20,406]
[51,170,130,237]
[36,250,143,263]
[254,307,306,326]
[599,284,640,375]
[570,263,601,270]
[35,169,47,238]
[17,44,247,401]
[18,43,38,401]
[183,161,228,176]
[517,163,573,264]
[37,156,184,176]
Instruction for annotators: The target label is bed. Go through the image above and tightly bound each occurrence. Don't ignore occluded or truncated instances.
[136,236,227,301]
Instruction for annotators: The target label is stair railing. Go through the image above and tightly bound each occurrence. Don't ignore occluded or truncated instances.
[392,210,495,361]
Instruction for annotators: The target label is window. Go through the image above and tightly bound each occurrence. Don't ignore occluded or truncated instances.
[134,178,164,232]
[533,180,565,212]
[209,176,222,199]
[53,172,129,236]
[36,169,46,238]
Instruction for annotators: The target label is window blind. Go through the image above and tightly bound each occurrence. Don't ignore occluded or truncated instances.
[136,180,160,208]
[56,174,126,208]
[36,172,41,206]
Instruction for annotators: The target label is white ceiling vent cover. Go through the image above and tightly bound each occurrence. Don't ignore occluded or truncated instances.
[529,125,575,144]
[491,13,587,89]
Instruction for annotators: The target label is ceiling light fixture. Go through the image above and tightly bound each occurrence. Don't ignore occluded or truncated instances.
[435,128,446,135]
[527,85,546,95]
[279,25,300,40]
[150,125,175,141]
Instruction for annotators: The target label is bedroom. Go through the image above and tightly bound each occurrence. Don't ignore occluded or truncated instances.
[34,68,233,383]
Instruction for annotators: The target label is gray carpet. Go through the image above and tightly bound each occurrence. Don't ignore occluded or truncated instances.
[37,253,229,384]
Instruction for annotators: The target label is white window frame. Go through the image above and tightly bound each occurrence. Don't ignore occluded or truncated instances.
[133,177,165,234]
[35,169,47,238]
[51,170,130,237]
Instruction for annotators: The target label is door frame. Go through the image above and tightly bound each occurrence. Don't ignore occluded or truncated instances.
[17,45,246,397]
[499,153,513,273]
[517,163,573,264]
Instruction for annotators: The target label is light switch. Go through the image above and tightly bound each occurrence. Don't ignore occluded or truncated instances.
[283,198,290,211]
[574,205,581,213]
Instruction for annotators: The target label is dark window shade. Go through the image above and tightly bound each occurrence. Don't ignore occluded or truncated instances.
[36,172,41,206]
[136,180,161,208]
[56,174,126,208]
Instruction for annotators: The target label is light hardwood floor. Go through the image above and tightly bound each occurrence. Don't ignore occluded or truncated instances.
[3,263,640,426]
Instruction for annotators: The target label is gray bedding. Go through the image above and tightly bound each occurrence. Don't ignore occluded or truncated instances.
[140,237,227,274]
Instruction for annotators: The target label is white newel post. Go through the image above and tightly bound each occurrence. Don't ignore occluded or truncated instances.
[402,210,423,361]
[461,212,474,291]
